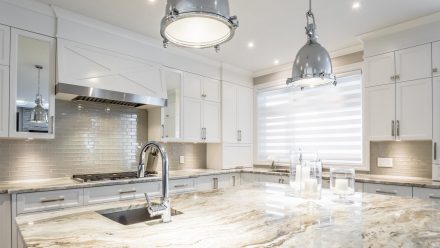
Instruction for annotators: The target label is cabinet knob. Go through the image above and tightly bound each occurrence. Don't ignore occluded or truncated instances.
[201,94,207,98]
[390,75,395,80]
[433,68,438,73]
[395,75,400,80]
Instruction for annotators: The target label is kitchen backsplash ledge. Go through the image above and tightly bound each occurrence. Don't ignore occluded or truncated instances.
[0,100,206,182]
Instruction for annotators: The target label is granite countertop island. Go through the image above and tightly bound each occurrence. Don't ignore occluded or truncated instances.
[17,183,440,248]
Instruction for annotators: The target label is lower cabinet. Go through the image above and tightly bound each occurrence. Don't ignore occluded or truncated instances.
[84,182,161,205]
[241,173,288,184]
[197,174,240,191]
[363,183,413,197]
[16,189,83,215]
[0,194,11,248]
[169,178,197,194]
[413,187,440,201]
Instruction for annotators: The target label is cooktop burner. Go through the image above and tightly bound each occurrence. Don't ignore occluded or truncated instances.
[72,171,158,183]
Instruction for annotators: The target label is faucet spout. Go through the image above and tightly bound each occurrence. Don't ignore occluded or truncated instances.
[138,141,171,223]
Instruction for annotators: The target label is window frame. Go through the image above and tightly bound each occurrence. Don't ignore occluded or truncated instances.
[253,62,369,171]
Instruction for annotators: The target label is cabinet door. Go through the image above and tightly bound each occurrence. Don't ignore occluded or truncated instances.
[203,101,221,143]
[0,65,9,138]
[365,84,396,141]
[9,28,56,139]
[396,78,432,140]
[237,86,253,144]
[203,77,220,102]
[183,72,202,99]
[0,24,10,66]
[222,82,238,143]
[183,97,202,141]
[363,183,412,197]
[162,68,183,140]
[434,77,440,164]
[395,44,432,83]
[433,41,440,77]
[363,52,395,87]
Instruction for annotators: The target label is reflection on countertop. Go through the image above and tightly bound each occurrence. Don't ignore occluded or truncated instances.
[17,183,440,248]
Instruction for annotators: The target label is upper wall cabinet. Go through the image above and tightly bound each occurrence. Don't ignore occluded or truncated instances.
[9,28,56,139]
[183,72,220,103]
[57,39,166,99]
[0,65,9,138]
[364,44,432,87]
[433,41,440,78]
[0,24,10,66]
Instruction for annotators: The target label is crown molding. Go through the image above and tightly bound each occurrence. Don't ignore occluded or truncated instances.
[358,11,440,41]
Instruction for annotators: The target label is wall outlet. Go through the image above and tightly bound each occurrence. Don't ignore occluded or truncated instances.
[179,156,185,164]
[377,157,393,168]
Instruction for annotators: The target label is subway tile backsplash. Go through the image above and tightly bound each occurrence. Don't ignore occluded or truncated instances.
[0,100,206,181]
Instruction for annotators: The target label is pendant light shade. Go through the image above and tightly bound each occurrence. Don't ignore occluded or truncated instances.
[160,0,239,51]
[30,65,48,124]
[287,0,336,89]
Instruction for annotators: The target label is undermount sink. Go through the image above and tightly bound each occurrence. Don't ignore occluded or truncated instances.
[98,206,182,225]
[271,169,290,173]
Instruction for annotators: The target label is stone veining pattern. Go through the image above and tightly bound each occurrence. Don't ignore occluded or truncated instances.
[18,184,440,248]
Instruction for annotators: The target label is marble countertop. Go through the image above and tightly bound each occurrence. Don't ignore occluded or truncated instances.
[17,183,440,248]
[1,168,440,194]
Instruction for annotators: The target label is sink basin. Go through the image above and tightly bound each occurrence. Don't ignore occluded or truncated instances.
[98,206,182,225]
[271,169,290,173]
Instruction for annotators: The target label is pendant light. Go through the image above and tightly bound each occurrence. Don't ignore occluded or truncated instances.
[30,65,48,124]
[160,0,239,52]
[286,0,336,89]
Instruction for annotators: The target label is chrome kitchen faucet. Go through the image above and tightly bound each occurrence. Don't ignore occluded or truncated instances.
[138,141,171,223]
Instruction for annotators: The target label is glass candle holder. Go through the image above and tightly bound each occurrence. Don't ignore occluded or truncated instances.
[330,168,355,202]
[299,160,322,200]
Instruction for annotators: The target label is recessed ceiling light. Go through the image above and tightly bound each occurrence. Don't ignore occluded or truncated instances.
[247,42,254,48]
[352,2,361,9]
[274,60,280,65]
[148,0,156,3]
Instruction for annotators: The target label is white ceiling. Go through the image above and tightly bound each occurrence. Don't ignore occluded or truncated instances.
[38,0,440,73]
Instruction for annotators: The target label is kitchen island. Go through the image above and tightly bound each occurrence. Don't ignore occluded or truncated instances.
[17,183,440,248]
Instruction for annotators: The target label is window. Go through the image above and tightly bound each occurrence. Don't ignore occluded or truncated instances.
[256,71,362,167]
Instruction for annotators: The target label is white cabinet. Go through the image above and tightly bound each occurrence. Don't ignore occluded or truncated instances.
[222,82,253,144]
[0,194,11,248]
[83,182,161,205]
[169,178,196,194]
[183,72,220,102]
[0,65,9,138]
[365,84,396,141]
[183,97,203,141]
[364,44,431,87]
[395,78,432,140]
[9,28,56,139]
[395,44,432,83]
[0,24,10,66]
[364,52,395,87]
[433,165,440,181]
[365,79,432,141]
[413,187,440,201]
[203,101,221,142]
[434,77,440,166]
[16,189,84,215]
[433,41,440,77]
[197,174,240,191]
[363,183,412,198]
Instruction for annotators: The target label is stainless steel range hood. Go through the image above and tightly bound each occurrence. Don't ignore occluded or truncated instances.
[56,83,167,108]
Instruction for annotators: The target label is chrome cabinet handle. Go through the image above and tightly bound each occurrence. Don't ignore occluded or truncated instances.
[376,190,397,195]
[433,68,438,73]
[202,128,206,140]
[396,120,400,138]
[429,195,440,200]
[434,142,437,161]
[50,116,55,134]
[391,120,395,137]
[395,75,400,80]
[40,196,65,203]
[237,130,240,142]
[174,184,188,188]
[119,189,137,194]
[232,176,236,187]
[390,75,395,80]
[161,124,165,139]
[213,178,219,190]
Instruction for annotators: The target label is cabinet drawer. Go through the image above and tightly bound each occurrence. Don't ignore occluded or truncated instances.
[258,174,288,184]
[364,183,412,197]
[413,187,440,201]
[169,178,196,194]
[197,174,240,191]
[16,189,83,215]
[84,182,161,205]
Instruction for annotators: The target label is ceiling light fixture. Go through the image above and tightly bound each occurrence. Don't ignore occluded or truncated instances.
[274,60,280,65]
[248,42,255,48]
[286,0,336,89]
[30,65,48,123]
[160,0,239,52]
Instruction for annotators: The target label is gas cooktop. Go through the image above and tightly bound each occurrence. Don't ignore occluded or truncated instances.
[72,171,158,183]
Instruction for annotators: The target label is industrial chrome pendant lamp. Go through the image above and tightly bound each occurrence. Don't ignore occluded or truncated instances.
[30,65,48,124]
[160,0,239,52]
[286,0,336,89]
